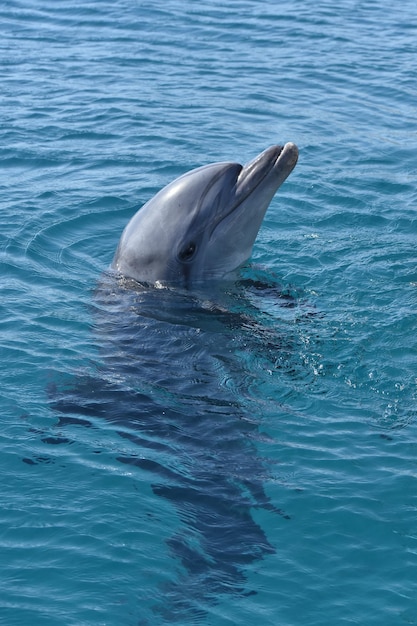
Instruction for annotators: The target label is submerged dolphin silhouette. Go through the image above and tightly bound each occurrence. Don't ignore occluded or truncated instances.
[112,143,298,286]
[50,282,294,622]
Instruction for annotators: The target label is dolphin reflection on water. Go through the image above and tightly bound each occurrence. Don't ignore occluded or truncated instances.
[51,144,298,622]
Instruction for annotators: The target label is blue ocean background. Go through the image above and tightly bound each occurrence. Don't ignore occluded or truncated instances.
[1,1,416,624]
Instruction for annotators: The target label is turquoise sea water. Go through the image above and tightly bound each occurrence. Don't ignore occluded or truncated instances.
[1,1,417,624]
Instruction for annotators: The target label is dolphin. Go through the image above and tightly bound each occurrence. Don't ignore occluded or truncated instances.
[44,143,300,623]
[112,143,298,287]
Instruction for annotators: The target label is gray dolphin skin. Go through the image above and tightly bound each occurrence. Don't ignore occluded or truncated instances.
[112,143,298,286]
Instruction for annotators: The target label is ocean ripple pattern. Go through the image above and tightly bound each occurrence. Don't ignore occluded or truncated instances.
[1,1,417,625]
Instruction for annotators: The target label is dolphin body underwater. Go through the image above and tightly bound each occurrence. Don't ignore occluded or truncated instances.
[50,143,299,622]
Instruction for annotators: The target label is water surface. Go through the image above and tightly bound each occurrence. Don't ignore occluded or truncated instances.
[1,1,417,624]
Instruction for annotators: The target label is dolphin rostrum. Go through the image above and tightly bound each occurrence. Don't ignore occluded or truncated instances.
[112,143,298,287]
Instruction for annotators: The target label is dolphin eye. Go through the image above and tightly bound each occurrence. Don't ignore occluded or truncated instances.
[178,242,196,262]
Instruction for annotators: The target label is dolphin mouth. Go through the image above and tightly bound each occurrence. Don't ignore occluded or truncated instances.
[235,142,298,202]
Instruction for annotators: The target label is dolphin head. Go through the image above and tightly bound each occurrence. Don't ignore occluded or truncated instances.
[112,143,298,287]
